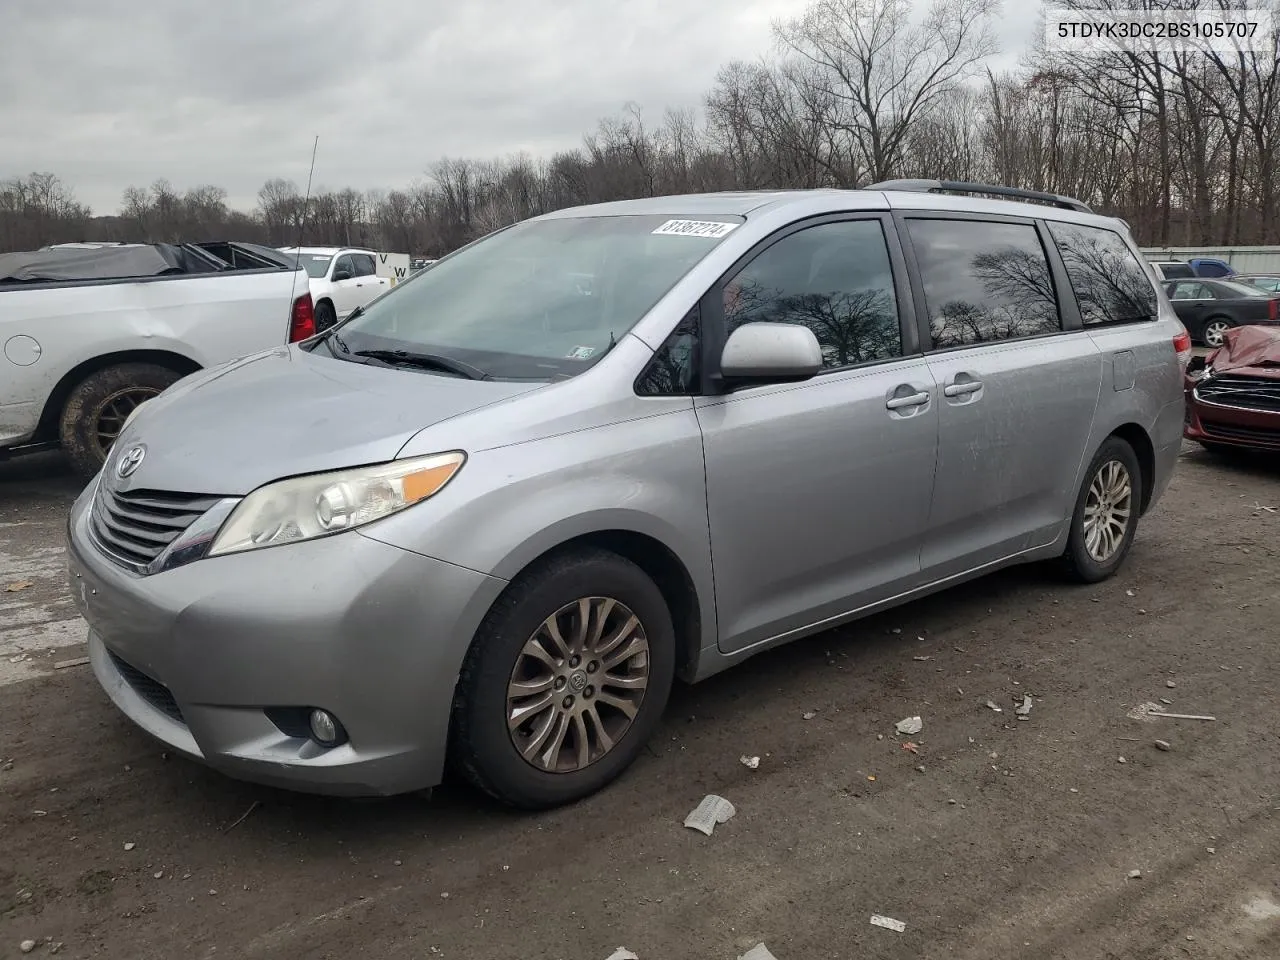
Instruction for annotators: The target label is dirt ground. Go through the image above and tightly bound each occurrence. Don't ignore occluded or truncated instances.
[2,443,1279,960]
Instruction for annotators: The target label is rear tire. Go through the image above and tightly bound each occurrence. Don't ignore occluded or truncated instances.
[1201,317,1232,348]
[1061,436,1142,584]
[315,300,337,332]
[59,363,183,479]
[451,549,675,809]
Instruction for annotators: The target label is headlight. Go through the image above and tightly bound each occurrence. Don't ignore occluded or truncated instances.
[207,451,465,557]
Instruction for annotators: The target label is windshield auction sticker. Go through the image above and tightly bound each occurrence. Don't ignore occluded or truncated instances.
[651,219,740,238]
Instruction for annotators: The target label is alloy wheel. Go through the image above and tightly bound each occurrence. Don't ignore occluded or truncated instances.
[1082,459,1133,563]
[1203,320,1230,348]
[94,388,160,459]
[506,596,650,774]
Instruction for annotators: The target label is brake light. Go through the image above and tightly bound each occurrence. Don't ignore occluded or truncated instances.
[1173,330,1192,369]
[1271,298,1278,321]
[289,292,315,342]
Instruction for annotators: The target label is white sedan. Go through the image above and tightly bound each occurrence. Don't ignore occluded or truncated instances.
[279,246,389,330]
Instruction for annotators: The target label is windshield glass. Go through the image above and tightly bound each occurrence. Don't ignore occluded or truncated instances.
[329,214,743,379]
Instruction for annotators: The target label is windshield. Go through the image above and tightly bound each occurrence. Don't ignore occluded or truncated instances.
[327,214,743,379]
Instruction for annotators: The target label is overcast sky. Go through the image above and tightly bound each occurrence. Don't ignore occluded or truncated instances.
[1,0,1042,214]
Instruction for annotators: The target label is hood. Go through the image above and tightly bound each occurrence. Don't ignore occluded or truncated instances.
[112,345,544,495]
[1206,325,1280,377]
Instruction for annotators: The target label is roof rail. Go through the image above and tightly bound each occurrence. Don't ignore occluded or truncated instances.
[867,179,1093,214]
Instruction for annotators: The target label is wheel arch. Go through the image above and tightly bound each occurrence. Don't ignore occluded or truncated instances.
[35,349,202,443]
[1107,422,1156,515]
[485,524,708,683]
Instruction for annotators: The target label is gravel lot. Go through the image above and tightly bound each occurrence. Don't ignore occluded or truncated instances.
[2,442,1279,960]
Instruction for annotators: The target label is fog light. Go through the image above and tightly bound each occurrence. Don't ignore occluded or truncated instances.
[308,708,344,747]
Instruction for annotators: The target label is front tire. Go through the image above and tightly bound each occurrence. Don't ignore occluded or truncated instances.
[451,549,675,809]
[59,363,183,479]
[1061,436,1142,583]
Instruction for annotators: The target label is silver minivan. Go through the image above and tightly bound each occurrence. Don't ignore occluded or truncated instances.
[67,181,1191,808]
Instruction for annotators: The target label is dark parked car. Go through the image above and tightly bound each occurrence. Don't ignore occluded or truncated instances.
[1233,274,1280,294]
[1163,278,1280,347]
[1185,325,1280,453]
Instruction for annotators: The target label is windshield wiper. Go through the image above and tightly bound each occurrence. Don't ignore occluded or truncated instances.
[352,349,490,381]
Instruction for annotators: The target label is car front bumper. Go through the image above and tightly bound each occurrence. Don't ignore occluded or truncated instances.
[1184,390,1280,451]
[67,486,507,797]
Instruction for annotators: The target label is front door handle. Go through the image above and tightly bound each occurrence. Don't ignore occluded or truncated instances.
[886,391,930,410]
[943,380,983,398]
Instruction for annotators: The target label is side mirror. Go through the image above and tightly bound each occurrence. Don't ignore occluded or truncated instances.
[719,322,823,383]
[332,269,353,282]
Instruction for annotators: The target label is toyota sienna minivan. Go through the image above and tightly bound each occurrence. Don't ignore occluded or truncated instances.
[67,181,1191,808]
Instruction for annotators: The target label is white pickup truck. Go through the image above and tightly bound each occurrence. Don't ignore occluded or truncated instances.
[0,241,315,478]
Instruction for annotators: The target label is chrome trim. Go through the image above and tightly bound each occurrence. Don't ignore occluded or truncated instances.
[86,489,242,576]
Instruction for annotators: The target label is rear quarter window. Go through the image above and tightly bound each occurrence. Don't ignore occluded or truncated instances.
[1048,222,1158,326]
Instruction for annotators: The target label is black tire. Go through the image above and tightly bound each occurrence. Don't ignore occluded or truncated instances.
[59,363,183,479]
[315,299,337,332]
[1061,436,1143,583]
[451,548,676,809]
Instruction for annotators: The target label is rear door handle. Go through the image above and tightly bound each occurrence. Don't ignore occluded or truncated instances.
[886,391,930,410]
[943,381,983,398]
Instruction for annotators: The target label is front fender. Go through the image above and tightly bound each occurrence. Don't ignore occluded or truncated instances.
[358,410,718,663]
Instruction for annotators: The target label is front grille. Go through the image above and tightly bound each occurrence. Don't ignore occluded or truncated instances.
[91,486,221,569]
[1195,374,1280,413]
[109,652,185,725]
[1201,420,1280,445]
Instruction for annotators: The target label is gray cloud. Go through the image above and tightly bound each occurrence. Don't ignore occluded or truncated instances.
[1,0,1042,213]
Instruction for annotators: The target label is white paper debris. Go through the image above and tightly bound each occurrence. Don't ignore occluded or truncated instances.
[684,795,736,836]
[895,716,923,735]
[738,945,779,960]
[740,755,760,770]
[1015,695,1033,716]
[985,700,1003,713]
[605,949,640,960]
[870,914,907,933]
[802,710,817,720]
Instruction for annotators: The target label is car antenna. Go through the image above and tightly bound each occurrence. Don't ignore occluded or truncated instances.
[286,135,320,330]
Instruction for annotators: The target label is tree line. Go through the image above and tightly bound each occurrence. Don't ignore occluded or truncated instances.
[4,0,1278,257]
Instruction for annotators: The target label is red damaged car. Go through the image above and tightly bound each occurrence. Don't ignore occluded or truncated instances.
[1185,325,1280,452]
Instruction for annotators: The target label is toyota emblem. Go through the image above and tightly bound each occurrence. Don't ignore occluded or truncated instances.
[116,445,146,479]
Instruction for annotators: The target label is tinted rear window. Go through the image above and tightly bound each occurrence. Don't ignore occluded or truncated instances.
[906,219,1060,349]
[1047,222,1157,325]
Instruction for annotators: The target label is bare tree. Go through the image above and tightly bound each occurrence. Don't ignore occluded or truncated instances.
[776,0,999,183]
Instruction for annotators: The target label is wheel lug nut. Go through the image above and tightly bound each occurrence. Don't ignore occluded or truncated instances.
[584,686,594,699]
[562,696,574,709]
[569,656,581,668]
[586,661,598,673]
[554,677,566,690]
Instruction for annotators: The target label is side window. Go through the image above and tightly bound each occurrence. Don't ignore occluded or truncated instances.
[636,307,700,396]
[1171,281,1208,300]
[906,219,1060,349]
[353,254,376,277]
[332,255,353,278]
[1046,222,1158,326]
[721,219,901,369]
